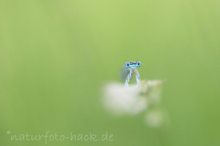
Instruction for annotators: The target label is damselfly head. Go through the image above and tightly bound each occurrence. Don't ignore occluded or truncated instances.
[125,61,142,69]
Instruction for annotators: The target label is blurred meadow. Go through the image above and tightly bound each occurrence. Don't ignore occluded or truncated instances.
[0,0,220,146]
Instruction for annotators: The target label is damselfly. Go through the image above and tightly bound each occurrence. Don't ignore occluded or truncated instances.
[121,61,141,86]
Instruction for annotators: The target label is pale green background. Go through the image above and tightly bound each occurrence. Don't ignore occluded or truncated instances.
[0,0,220,146]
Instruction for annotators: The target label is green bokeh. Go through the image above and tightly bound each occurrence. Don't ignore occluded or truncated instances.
[0,0,220,146]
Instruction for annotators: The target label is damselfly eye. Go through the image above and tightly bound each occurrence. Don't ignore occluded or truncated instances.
[127,63,130,67]
[137,62,140,65]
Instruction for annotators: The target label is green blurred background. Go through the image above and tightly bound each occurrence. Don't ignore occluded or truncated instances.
[0,0,220,146]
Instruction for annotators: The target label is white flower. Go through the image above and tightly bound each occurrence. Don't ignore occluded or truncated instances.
[145,110,163,128]
[102,83,147,115]
[102,80,167,128]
